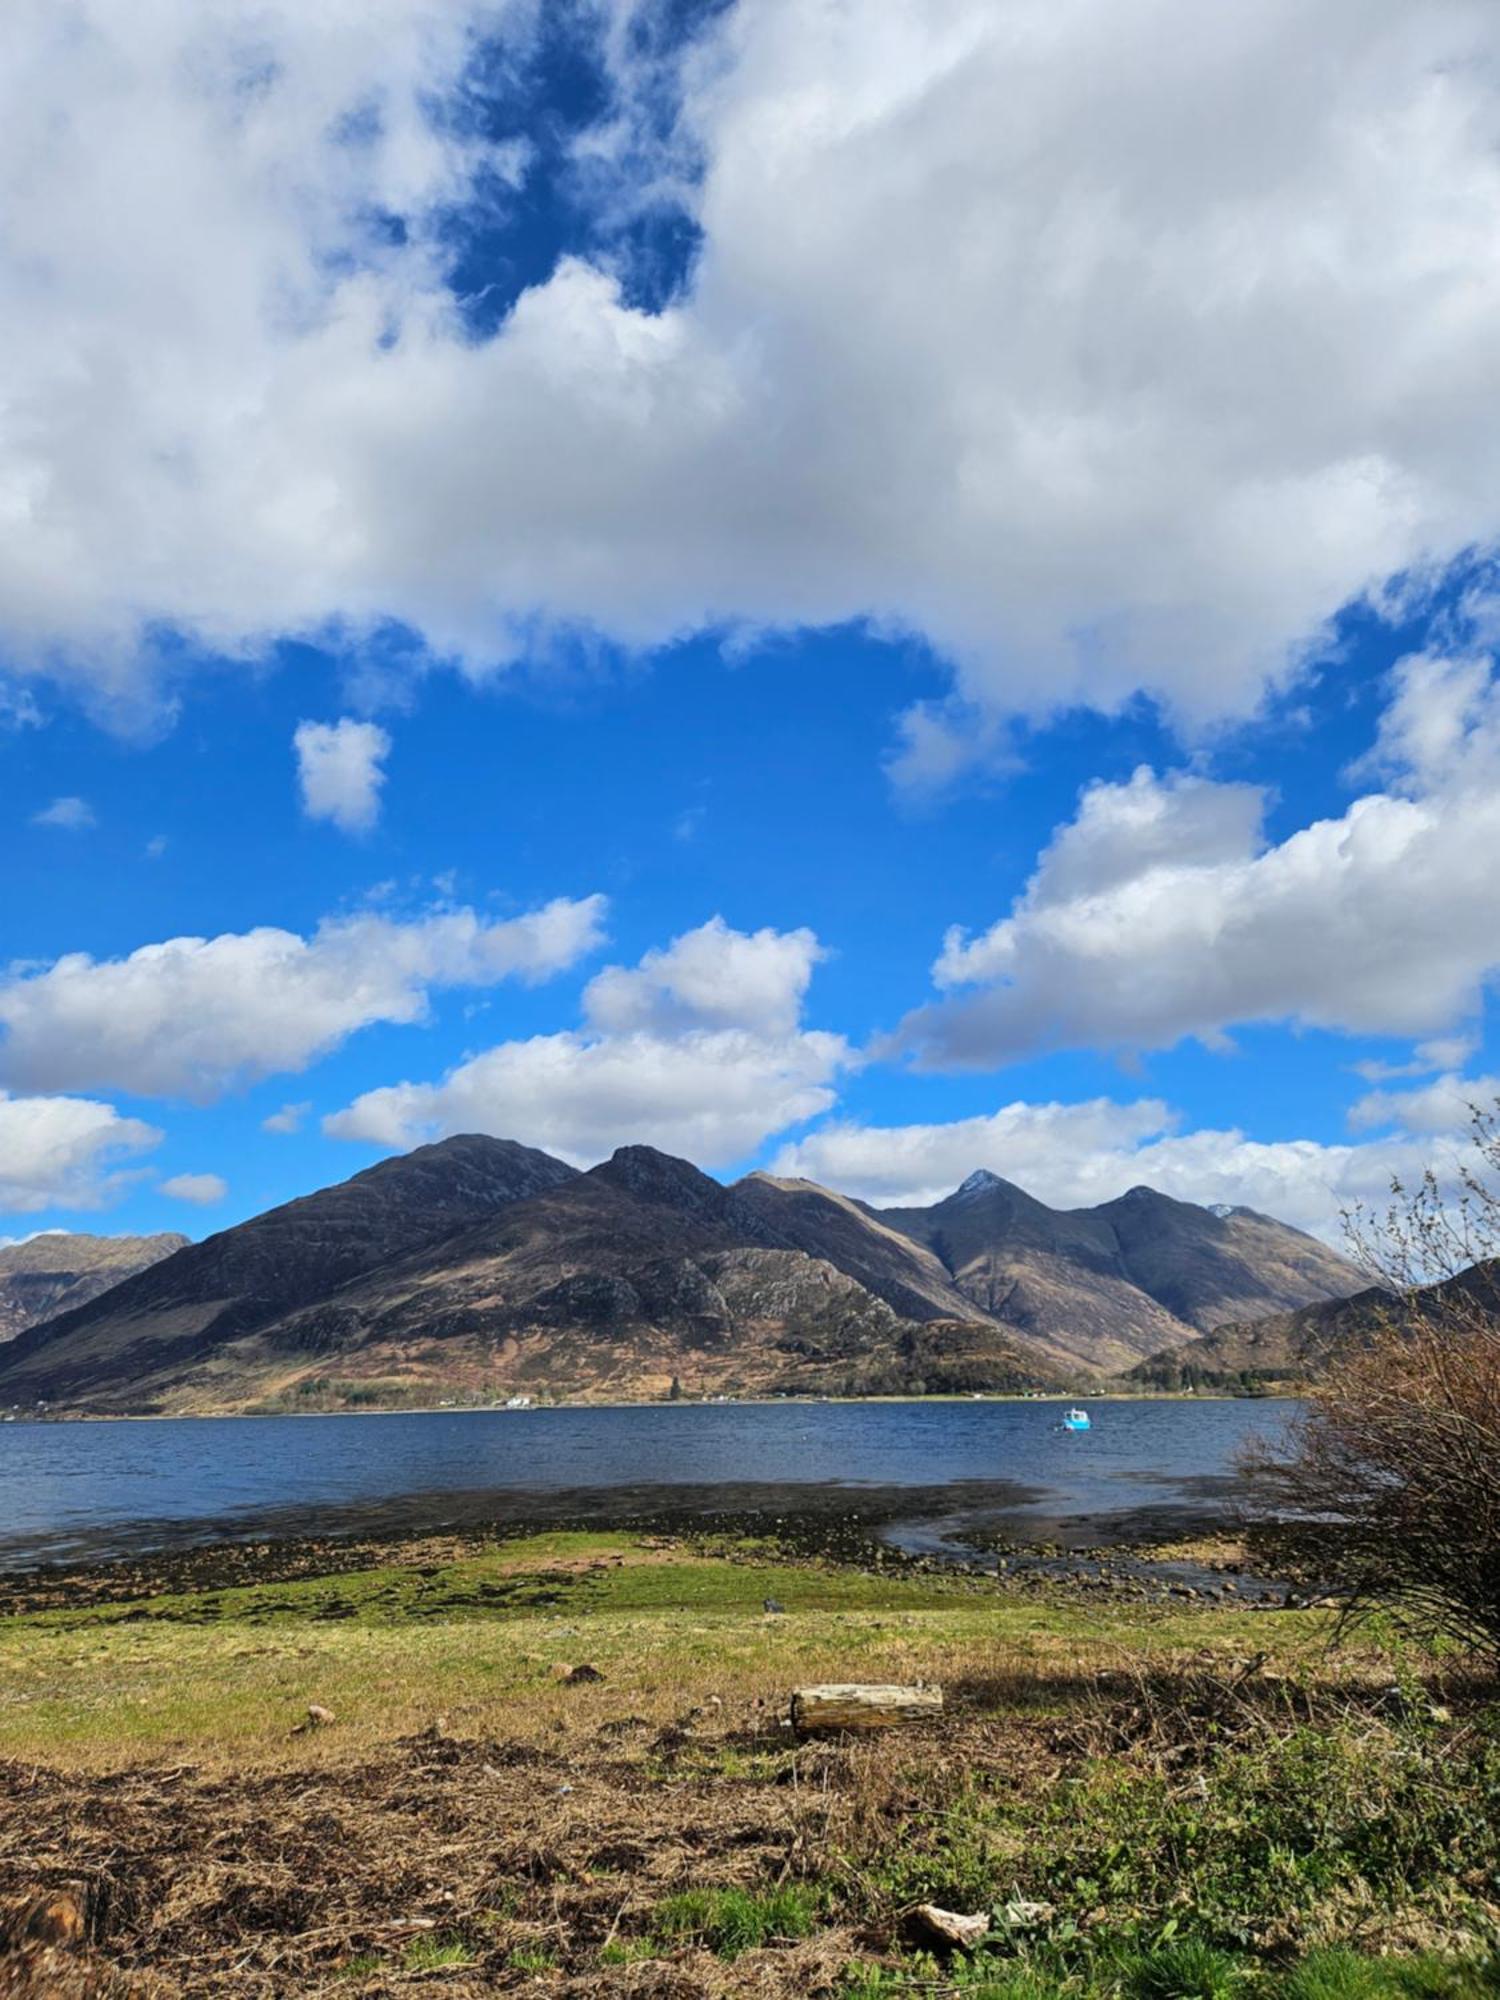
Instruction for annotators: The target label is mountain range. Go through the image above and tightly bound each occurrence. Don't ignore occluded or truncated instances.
[0,1136,1364,1413]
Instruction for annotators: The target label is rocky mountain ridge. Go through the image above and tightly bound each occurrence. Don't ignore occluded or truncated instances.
[0,1232,188,1345]
[0,1136,1364,1412]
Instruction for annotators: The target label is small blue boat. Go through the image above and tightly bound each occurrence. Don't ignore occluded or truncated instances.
[1061,1406,1091,1431]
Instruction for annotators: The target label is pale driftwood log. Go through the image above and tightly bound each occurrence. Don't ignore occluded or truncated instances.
[789,1682,942,1735]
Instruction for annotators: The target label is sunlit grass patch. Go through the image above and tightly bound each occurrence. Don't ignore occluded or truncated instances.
[0,1528,1315,1763]
[653,1883,824,1957]
[402,1933,476,1970]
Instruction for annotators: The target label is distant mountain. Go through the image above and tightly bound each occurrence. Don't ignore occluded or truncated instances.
[876,1178,1363,1376]
[0,1232,188,1344]
[1129,1257,1500,1389]
[0,1136,1363,1413]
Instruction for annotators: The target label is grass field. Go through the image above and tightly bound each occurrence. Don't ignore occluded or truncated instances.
[1,1530,1496,1997]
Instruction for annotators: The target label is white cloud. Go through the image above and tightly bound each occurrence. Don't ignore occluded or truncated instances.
[1348,1071,1500,1136]
[7,5,1500,730]
[160,1171,228,1205]
[294,717,391,834]
[582,916,823,1037]
[1352,1033,1478,1084]
[0,1091,160,1214]
[31,797,95,831]
[326,916,849,1165]
[770,1099,1435,1246]
[883,701,1018,798]
[0,894,606,1099]
[903,655,1500,1067]
[0,686,42,730]
[262,1100,311,1135]
[327,1025,846,1167]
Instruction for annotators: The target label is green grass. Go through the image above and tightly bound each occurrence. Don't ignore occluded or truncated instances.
[1278,1952,1500,2000]
[838,1952,1500,2000]
[401,1934,476,1970]
[598,1938,659,1965]
[1122,1940,1247,2000]
[838,1709,1500,1961]
[837,1949,1499,2000]
[13,1536,976,1631]
[0,1531,1311,1759]
[653,1884,824,1957]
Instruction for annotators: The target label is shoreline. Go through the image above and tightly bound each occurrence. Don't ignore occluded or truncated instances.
[0,1472,1291,1613]
[1,1387,1277,1423]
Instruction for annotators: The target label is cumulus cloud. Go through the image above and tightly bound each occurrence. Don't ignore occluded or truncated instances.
[1352,1034,1478,1084]
[582,916,823,1037]
[1348,1072,1500,1136]
[0,1091,161,1214]
[0,895,606,1099]
[326,916,849,1165]
[902,654,1500,1067]
[31,797,95,831]
[294,718,392,833]
[769,1100,1436,1245]
[160,1171,228,1205]
[262,1101,311,1135]
[8,4,1500,729]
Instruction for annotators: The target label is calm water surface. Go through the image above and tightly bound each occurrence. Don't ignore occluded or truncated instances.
[0,1399,1295,1569]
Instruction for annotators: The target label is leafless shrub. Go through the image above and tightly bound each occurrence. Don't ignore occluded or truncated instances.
[1246,1105,1500,1657]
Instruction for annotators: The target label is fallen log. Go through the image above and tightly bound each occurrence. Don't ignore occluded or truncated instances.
[789,1682,942,1735]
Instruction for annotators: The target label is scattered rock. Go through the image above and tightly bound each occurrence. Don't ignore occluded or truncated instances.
[552,1662,604,1685]
[910,1903,990,1953]
[1000,1897,1055,1929]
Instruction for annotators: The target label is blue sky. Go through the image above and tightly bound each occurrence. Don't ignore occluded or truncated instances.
[4,0,1500,1244]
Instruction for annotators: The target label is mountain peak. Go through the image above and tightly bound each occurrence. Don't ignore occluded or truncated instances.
[590,1145,729,1217]
[954,1169,1006,1199]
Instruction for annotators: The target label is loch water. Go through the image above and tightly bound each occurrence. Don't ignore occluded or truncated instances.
[0,1397,1296,1570]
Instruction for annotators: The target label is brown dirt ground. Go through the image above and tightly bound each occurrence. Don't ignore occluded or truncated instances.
[0,1698,939,1998]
